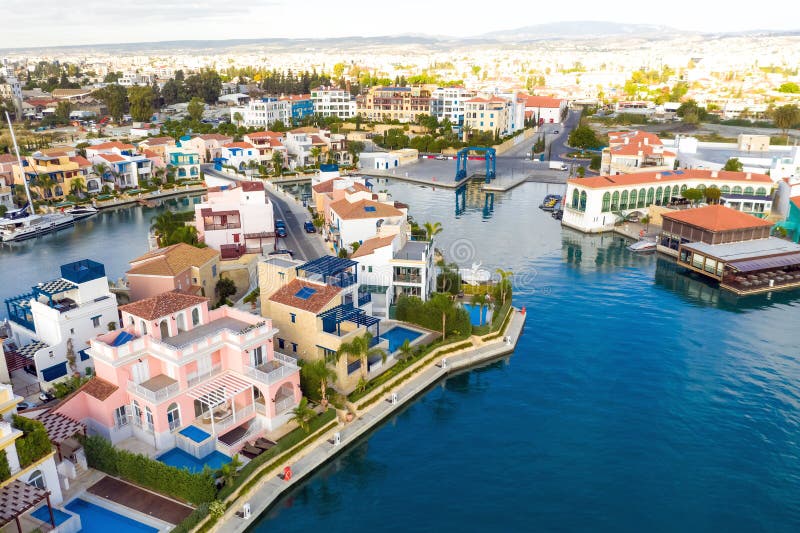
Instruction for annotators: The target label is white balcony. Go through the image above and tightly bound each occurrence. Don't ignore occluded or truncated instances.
[243,353,298,387]
[194,403,256,435]
[127,375,180,404]
[186,363,223,389]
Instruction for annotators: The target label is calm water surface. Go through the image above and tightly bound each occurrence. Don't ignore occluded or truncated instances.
[251,179,800,533]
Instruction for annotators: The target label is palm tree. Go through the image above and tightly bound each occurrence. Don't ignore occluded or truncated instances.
[495,269,513,307]
[36,173,55,200]
[309,146,322,168]
[91,163,108,181]
[272,151,284,177]
[218,454,242,487]
[337,331,386,380]
[301,359,337,407]
[233,111,243,127]
[397,339,414,362]
[290,397,316,433]
[151,211,178,246]
[423,221,443,241]
[153,167,166,185]
[470,292,489,326]
[69,177,86,197]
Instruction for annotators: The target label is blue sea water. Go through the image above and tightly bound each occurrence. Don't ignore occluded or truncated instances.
[380,326,424,352]
[64,498,157,533]
[250,180,800,532]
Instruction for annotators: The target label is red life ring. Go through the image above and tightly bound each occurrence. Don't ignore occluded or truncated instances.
[639,230,645,237]
[283,466,292,481]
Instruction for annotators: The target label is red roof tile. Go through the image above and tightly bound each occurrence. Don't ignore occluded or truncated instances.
[223,141,255,149]
[69,156,91,167]
[351,234,395,258]
[661,205,773,232]
[268,279,340,313]
[791,196,800,211]
[523,95,564,108]
[329,198,403,220]
[569,169,772,189]
[119,290,208,320]
[241,181,265,192]
[89,141,134,151]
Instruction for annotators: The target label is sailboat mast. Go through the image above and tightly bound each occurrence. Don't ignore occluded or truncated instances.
[5,111,35,213]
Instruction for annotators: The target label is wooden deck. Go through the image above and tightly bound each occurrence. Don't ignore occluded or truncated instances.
[87,476,194,525]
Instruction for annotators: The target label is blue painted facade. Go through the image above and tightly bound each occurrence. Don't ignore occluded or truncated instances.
[291,98,314,122]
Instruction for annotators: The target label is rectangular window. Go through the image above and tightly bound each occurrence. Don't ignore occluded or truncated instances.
[91,315,101,327]
[291,342,298,353]
[278,338,285,349]
[368,266,373,273]
[290,313,296,323]
[114,405,128,428]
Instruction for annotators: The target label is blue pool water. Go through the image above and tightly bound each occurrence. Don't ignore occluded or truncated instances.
[179,425,211,443]
[380,326,423,352]
[251,180,800,532]
[157,448,231,473]
[30,505,72,526]
[64,498,157,533]
[462,302,489,326]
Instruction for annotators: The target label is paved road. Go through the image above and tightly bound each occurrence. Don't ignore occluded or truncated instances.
[201,166,327,262]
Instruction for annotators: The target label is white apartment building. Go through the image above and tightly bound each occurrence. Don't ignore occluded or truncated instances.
[310,87,356,119]
[194,181,275,258]
[601,131,677,175]
[230,98,292,128]
[86,141,152,188]
[0,59,23,117]
[4,260,119,387]
[429,87,476,127]
[118,73,155,87]
[328,195,408,252]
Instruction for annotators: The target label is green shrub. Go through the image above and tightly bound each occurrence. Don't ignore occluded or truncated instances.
[0,449,11,482]
[81,435,215,504]
[12,415,52,468]
[395,293,471,338]
[169,504,208,533]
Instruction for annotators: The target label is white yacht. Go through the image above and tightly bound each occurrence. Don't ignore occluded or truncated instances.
[65,205,98,220]
[0,112,76,242]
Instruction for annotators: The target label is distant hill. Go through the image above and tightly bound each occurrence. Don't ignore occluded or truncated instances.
[478,21,682,41]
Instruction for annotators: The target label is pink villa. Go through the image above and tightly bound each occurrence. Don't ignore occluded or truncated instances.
[55,291,301,456]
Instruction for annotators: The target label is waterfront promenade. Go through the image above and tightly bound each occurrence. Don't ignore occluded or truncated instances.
[214,309,527,533]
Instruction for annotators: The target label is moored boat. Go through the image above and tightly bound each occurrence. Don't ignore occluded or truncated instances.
[539,194,562,211]
[627,238,657,253]
[65,205,98,220]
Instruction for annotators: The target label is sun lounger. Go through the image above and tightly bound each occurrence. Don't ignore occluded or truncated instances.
[254,438,276,451]
[241,444,262,459]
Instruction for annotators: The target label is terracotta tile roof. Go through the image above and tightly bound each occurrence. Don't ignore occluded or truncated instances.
[128,243,219,277]
[608,130,662,147]
[0,154,17,163]
[245,131,283,139]
[80,377,119,401]
[329,198,403,220]
[90,141,134,151]
[69,156,91,167]
[791,196,800,211]
[523,95,564,108]
[312,178,343,194]
[661,205,773,232]
[120,290,209,320]
[195,133,234,141]
[351,234,396,258]
[241,181,265,192]
[268,278,340,313]
[569,169,772,189]
[98,153,125,163]
[139,136,175,146]
[223,141,255,149]
[143,149,161,159]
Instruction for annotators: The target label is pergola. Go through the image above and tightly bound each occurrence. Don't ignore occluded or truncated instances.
[36,411,86,461]
[318,302,381,336]
[186,373,254,435]
[0,480,55,532]
[297,256,358,286]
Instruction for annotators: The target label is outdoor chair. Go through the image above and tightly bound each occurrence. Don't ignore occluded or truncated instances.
[241,443,262,459]
[254,438,276,451]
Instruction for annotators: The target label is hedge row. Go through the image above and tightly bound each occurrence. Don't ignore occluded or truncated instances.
[12,415,52,468]
[0,449,10,482]
[357,341,474,411]
[82,435,216,505]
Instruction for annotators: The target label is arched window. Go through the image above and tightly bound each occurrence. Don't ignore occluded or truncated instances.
[159,320,169,339]
[176,313,186,332]
[133,400,142,424]
[673,185,680,199]
[744,186,754,195]
[638,188,646,208]
[54,185,64,197]
[620,190,628,209]
[601,192,611,212]
[680,184,688,194]
[572,189,579,209]
[629,190,638,209]
[579,191,587,211]
[167,403,181,431]
[756,187,767,196]
[140,321,147,335]
[28,470,45,490]
[655,187,663,205]
[611,191,620,210]
[721,185,730,193]
[145,407,154,432]
[697,184,706,192]
[192,308,200,326]
[646,187,655,206]
[732,186,742,195]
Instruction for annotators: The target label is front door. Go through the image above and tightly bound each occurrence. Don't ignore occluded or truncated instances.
[131,360,150,384]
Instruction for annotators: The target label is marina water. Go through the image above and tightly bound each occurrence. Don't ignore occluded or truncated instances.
[4,182,800,532]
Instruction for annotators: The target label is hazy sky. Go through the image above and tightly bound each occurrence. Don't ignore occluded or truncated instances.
[1,0,798,49]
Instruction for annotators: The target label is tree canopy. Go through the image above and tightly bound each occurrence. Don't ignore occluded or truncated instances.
[568,125,601,149]
[723,158,744,172]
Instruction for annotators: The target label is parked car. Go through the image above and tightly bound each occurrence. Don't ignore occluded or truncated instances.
[435,155,446,160]
[17,401,36,411]
[275,219,286,229]
[269,249,294,257]
[553,130,560,134]
[276,227,287,238]
[304,221,317,233]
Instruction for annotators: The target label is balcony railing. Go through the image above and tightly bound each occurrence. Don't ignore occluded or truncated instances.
[244,358,297,387]
[204,223,242,230]
[186,363,223,389]
[328,273,357,288]
[127,380,180,404]
[275,395,297,415]
[196,403,255,435]
[394,273,422,283]
[357,293,372,306]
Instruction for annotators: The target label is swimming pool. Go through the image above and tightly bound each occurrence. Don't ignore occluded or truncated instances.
[30,505,72,526]
[179,425,211,443]
[157,447,231,473]
[380,326,424,353]
[64,498,157,533]
[462,303,490,326]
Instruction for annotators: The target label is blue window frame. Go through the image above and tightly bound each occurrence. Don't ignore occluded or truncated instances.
[278,338,285,349]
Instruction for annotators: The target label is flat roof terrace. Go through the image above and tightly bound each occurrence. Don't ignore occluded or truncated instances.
[162,317,252,348]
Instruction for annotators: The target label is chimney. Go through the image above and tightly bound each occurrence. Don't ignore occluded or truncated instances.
[711,170,718,178]
[644,138,649,145]
[654,173,661,180]
[746,173,752,180]
[624,137,629,145]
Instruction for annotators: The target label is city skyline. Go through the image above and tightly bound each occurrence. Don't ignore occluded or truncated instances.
[1,0,798,50]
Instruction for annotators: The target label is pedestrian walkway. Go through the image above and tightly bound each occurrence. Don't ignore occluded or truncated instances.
[215,309,526,533]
